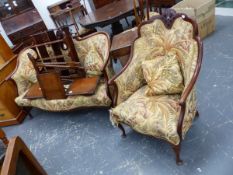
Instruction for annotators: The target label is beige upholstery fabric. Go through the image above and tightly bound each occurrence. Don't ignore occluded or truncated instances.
[74,33,113,77]
[110,17,199,144]
[15,83,111,111]
[11,49,37,96]
[142,53,184,96]
[110,86,181,145]
[11,33,112,111]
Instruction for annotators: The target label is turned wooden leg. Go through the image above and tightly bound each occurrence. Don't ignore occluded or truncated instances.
[172,144,183,165]
[118,123,126,138]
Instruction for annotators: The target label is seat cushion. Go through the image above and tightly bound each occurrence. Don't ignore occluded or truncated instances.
[110,86,181,145]
[15,83,111,111]
[74,33,109,76]
[142,53,184,96]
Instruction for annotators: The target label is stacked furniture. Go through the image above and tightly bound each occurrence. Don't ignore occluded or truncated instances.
[9,28,114,112]
[109,9,203,164]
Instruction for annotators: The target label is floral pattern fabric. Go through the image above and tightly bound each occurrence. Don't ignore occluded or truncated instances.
[15,83,111,111]
[142,53,184,96]
[111,17,199,144]
[74,34,110,77]
[110,86,181,145]
[11,33,112,111]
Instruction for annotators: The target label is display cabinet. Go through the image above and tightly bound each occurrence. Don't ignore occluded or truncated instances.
[0,0,47,46]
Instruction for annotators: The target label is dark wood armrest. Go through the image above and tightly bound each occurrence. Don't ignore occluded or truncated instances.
[177,37,203,138]
[179,37,203,105]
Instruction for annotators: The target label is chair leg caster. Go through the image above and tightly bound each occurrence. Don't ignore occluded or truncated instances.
[172,144,183,165]
[118,123,126,138]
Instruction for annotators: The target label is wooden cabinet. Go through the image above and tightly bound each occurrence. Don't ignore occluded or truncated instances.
[0,0,47,46]
[0,50,26,126]
[0,34,14,64]
[0,35,26,127]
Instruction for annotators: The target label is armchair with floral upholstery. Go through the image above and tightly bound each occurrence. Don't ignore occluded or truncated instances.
[9,31,114,112]
[108,9,203,164]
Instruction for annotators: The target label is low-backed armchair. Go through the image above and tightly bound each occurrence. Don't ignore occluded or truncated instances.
[109,9,203,164]
[9,31,114,112]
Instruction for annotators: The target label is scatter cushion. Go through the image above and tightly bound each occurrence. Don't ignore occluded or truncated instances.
[142,53,184,96]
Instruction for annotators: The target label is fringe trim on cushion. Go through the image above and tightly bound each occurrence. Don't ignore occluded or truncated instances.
[109,109,119,127]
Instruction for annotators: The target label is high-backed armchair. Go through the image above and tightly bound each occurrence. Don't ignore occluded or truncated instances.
[9,32,114,112]
[109,9,203,164]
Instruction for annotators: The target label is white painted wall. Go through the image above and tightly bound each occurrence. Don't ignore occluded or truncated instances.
[0,0,92,46]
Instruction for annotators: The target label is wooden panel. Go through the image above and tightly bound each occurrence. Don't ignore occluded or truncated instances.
[67,77,100,96]
[0,56,26,127]
[0,35,14,62]
[0,80,21,120]
[1,9,47,46]
[37,72,66,100]
[1,136,47,175]
[92,0,114,9]
[23,83,43,100]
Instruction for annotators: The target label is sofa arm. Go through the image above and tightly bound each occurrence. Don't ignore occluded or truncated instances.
[177,37,203,139]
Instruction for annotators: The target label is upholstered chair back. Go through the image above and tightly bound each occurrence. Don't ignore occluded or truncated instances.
[114,15,200,105]
[74,33,114,78]
[11,49,37,96]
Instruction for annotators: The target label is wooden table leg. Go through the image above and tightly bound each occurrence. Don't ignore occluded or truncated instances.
[111,21,123,35]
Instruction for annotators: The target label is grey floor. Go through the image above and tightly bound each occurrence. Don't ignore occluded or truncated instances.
[3,15,233,175]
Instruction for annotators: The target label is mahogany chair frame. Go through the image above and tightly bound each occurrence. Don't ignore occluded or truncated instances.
[108,9,203,165]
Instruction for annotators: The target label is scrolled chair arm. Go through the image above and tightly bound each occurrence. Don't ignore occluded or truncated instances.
[177,36,203,139]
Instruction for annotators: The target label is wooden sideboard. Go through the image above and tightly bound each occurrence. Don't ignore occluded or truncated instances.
[0,0,47,46]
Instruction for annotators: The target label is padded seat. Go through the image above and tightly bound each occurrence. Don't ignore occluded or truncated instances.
[15,83,111,112]
[110,86,181,145]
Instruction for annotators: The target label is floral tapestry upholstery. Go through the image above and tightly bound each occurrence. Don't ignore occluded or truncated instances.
[11,33,113,111]
[142,52,184,96]
[15,82,111,111]
[11,49,38,96]
[74,33,112,77]
[110,86,181,145]
[111,17,199,144]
